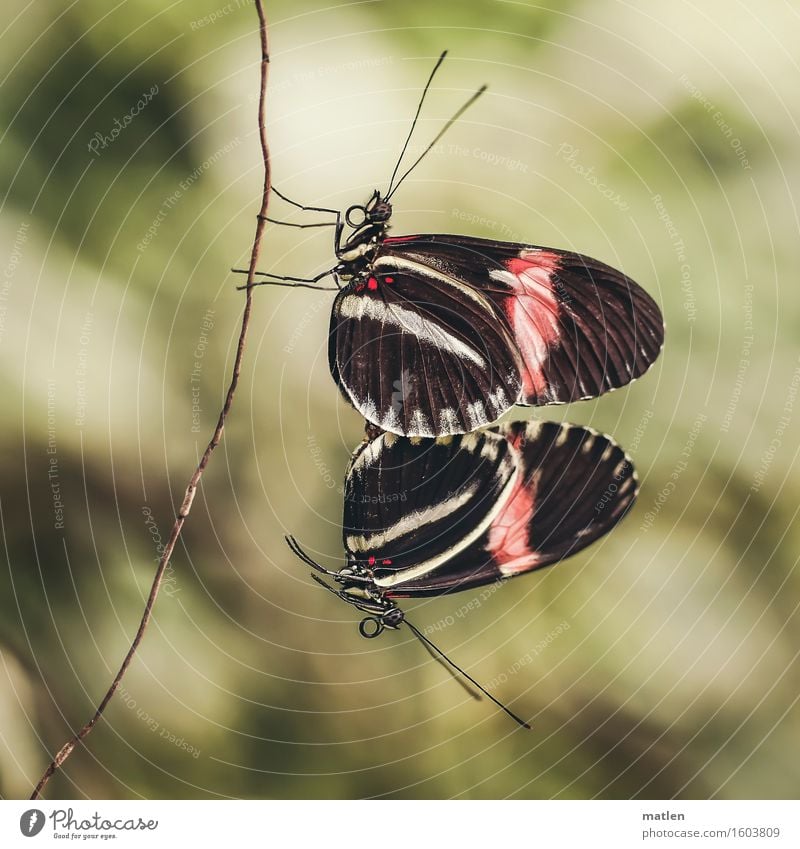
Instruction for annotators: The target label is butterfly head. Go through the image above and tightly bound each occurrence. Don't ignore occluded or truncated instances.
[358,606,404,638]
[367,194,393,223]
[344,190,393,229]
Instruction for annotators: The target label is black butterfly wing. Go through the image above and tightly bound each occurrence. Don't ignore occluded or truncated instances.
[378,234,664,406]
[329,268,522,437]
[343,430,517,583]
[381,420,637,598]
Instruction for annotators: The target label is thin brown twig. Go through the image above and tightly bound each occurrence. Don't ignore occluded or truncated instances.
[30,1,272,800]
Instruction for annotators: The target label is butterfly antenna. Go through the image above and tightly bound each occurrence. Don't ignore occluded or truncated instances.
[404,618,531,729]
[385,82,487,202]
[386,50,448,197]
[413,627,482,701]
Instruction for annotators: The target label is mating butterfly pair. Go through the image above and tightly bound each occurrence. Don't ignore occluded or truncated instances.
[260,52,662,725]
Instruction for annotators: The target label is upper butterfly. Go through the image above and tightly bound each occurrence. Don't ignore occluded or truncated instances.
[251,52,664,437]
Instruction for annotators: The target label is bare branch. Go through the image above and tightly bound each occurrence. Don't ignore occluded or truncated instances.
[30,0,272,799]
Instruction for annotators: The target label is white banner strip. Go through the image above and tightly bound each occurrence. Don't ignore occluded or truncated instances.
[1,800,798,848]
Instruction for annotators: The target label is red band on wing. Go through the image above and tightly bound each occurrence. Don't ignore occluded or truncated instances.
[487,472,538,574]
[500,251,562,398]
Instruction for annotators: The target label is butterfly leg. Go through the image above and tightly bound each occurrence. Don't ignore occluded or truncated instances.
[309,574,384,613]
[267,187,345,249]
[309,572,348,597]
[258,216,336,229]
[233,267,340,291]
[285,535,340,576]
[271,186,339,216]
[285,536,376,596]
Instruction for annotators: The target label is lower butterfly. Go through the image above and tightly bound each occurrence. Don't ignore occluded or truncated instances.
[287,420,638,728]
[247,52,664,437]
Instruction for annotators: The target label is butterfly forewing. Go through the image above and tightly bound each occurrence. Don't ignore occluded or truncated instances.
[488,420,637,567]
[330,268,522,436]
[373,234,664,407]
[505,251,665,404]
[343,420,637,598]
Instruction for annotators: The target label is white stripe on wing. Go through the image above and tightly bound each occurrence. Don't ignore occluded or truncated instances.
[346,482,480,553]
[337,294,487,368]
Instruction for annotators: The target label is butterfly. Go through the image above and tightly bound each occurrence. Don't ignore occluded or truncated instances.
[287,419,638,727]
[328,228,664,438]
[249,52,664,438]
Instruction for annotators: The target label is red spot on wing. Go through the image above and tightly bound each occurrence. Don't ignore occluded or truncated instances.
[384,277,394,284]
[367,276,378,290]
[382,558,392,565]
[501,251,563,399]
[506,251,560,279]
[368,555,376,566]
[487,472,539,574]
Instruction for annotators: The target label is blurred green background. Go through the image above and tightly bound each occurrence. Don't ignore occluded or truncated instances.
[1,0,798,799]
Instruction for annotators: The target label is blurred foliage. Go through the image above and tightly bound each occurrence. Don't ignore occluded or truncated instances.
[1,0,798,799]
